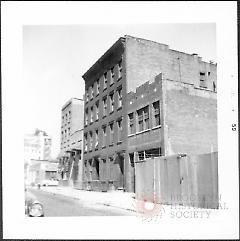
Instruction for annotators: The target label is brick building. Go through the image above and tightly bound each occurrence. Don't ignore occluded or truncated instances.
[58,98,84,188]
[82,35,217,192]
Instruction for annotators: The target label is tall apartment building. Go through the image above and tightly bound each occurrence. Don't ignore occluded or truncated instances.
[82,35,217,192]
[58,98,84,188]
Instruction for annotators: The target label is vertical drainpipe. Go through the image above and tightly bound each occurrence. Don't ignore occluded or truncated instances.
[177,57,182,82]
[159,73,168,156]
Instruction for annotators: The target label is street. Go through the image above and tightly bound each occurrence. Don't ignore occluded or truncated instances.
[28,188,134,216]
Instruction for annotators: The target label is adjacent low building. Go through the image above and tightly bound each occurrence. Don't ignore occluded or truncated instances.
[81,35,217,192]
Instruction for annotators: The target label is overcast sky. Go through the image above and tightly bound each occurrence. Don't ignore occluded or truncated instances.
[23,23,216,158]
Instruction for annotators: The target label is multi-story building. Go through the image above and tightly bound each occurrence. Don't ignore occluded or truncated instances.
[24,129,52,162]
[82,35,217,192]
[58,98,84,188]
[24,129,52,184]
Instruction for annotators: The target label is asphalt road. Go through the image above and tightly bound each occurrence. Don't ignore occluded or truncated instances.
[28,188,134,217]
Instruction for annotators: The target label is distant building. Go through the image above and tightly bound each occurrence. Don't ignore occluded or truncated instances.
[24,129,52,184]
[24,129,52,162]
[28,159,59,185]
[58,98,84,188]
[82,35,217,192]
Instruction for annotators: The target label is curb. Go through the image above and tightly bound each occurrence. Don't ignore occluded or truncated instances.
[36,187,136,213]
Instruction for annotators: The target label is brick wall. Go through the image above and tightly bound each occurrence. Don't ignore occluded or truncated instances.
[125,35,217,93]
[162,79,217,156]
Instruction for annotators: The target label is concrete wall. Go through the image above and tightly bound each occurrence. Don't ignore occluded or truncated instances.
[135,152,218,209]
[161,78,217,155]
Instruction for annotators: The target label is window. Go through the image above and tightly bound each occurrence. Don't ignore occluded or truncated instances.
[137,110,144,132]
[85,108,88,126]
[109,92,114,113]
[95,129,99,149]
[118,58,122,79]
[90,84,94,99]
[102,126,107,147]
[95,101,99,120]
[84,133,88,152]
[103,72,107,90]
[103,97,107,117]
[128,113,134,134]
[90,106,94,123]
[117,118,123,142]
[68,127,71,136]
[89,86,92,100]
[199,72,207,88]
[110,67,115,85]
[144,106,150,129]
[137,106,149,132]
[86,90,89,102]
[109,122,114,145]
[213,81,216,92]
[152,101,160,127]
[129,153,134,167]
[117,86,122,109]
[96,79,100,95]
[89,132,93,151]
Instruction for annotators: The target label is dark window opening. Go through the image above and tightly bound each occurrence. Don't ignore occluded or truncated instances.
[129,153,134,167]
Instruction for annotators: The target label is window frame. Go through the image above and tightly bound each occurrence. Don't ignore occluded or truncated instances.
[102,125,107,148]
[109,92,114,113]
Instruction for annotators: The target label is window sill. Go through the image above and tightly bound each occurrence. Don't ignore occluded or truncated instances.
[152,125,161,130]
[109,143,114,147]
[128,133,135,137]
[103,87,107,91]
[102,146,106,149]
[136,128,151,135]
[110,82,114,87]
[102,115,106,119]
[109,111,114,115]
[117,76,122,82]
[117,141,122,145]
[117,106,122,111]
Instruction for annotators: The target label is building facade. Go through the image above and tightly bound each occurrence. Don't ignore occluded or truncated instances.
[24,129,52,184]
[28,159,59,185]
[82,35,217,192]
[58,98,84,188]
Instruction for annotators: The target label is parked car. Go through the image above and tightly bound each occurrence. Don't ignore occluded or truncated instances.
[25,188,44,217]
[41,178,59,186]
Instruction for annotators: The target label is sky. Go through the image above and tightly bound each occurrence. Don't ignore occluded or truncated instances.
[23,23,216,158]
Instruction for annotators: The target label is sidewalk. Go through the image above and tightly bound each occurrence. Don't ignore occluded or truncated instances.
[37,185,137,212]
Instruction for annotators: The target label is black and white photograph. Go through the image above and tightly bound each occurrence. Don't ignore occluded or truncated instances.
[1,1,238,240]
